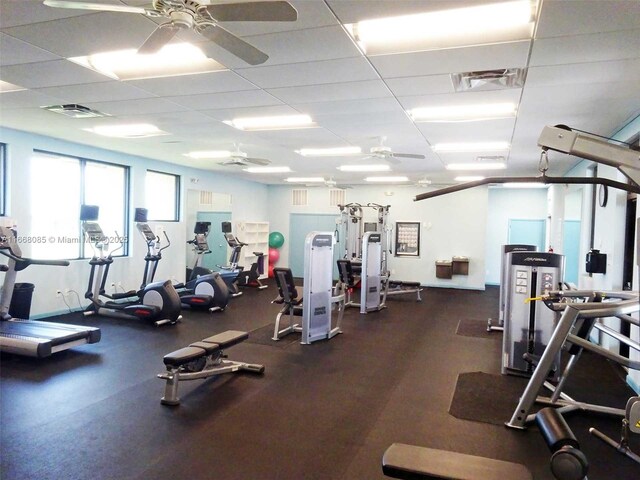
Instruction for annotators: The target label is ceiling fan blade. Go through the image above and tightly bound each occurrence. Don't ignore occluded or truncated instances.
[137,23,180,54]
[392,153,426,159]
[245,157,271,166]
[203,1,298,22]
[43,0,147,14]
[197,23,268,65]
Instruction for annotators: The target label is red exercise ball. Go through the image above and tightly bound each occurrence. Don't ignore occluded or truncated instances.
[268,264,275,278]
[268,247,280,264]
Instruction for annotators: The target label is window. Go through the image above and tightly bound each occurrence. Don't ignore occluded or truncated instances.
[145,170,179,221]
[30,151,129,259]
[0,143,6,216]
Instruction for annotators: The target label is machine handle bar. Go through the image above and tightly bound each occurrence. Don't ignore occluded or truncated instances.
[0,249,70,267]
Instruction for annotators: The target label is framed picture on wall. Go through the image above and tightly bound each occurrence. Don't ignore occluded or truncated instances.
[395,222,420,257]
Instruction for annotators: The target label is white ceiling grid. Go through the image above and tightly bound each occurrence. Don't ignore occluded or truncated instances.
[0,0,638,185]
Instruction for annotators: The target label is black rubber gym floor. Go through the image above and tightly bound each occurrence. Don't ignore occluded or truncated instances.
[1,284,638,479]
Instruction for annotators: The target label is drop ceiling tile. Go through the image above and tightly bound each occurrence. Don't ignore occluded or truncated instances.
[251,127,343,147]
[127,71,258,97]
[240,26,361,66]
[35,81,155,103]
[316,110,411,130]
[397,88,522,110]
[0,33,61,65]
[0,90,62,110]
[370,41,531,78]
[86,98,189,116]
[530,29,640,67]
[266,79,392,104]
[163,89,283,110]
[235,57,377,89]
[115,110,219,127]
[0,59,111,88]
[0,0,94,28]
[416,118,516,145]
[526,59,640,87]
[3,12,158,57]
[292,97,402,117]
[536,0,640,38]
[201,104,302,122]
[385,74,454,97]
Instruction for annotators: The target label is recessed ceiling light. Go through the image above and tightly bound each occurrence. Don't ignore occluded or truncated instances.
[455,176,485,182]
[409,103,517,122]
[433,142,510,153]
[84,123,168,138]
[225,115,315,131]
[337,164,390,172]
[346,1,536,55]
[0,80,27,93]
[183,150,232,159]
[446,162,506,171]
[297,146,362,156]
[365,176,409,182]
[69,43,225,80]
[285,177,325,183]
[244,166,291,174]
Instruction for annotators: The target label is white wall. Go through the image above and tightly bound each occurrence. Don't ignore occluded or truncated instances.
[268,184,489,289]
[484,188,549,285]
[0,127,268,317]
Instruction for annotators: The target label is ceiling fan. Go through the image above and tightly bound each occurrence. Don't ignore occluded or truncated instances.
[42,0,298,65]
[219,146,270,166]
[324,178,352,189]
[361,137,425,164]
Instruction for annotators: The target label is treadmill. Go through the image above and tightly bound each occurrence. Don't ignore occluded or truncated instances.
[0,225,101,358]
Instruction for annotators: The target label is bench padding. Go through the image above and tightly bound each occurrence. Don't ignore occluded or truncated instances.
[164,346,206,367]
[202,330,249,349]
[382,443,532,480]
[189,341,220,355]
[389,281,421,288]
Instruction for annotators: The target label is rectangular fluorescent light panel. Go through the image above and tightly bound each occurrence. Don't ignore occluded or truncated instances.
[297,146,362,156]
[184,150,231,159]
[244,166,291,173]
[455,176,485,181]
[225,115,315,131]
[347,1,536,55]
[84,123,168,138]
[337,164,390,172]
[365,176,409,182]
[433,142,510,153]
[69,43,225,80]
[285,177,325,183]
[446,162,506,171]
[409,103,516,122]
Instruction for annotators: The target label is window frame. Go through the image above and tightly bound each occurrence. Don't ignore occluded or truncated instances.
[0,143,6,216]
[31,149,130,260]
[145,169,180,222]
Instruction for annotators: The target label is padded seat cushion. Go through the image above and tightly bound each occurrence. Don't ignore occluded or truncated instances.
[202,330,249,349]
[189,341,220,355]
[163,346,206,367]
[389,281,421,288]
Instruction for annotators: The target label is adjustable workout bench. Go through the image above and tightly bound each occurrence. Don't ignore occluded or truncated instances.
[382,443,532,480]
[158,330,264,405]
[272,267,303,340]
[385,279,423,302]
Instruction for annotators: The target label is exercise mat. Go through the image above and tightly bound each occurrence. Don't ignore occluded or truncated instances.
[449,372,529,426]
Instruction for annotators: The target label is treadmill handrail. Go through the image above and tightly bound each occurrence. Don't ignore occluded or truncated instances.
[0,249,70,268]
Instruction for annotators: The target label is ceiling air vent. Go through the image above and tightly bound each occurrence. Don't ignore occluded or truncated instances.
[42,104,110,118]
[451,68,526,92]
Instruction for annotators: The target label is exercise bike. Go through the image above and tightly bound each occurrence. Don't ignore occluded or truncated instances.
[136,211,229,313]
[81,205,182,327]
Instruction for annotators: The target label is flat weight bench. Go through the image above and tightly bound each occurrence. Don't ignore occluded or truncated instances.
[382,443,532,480]
[158,330,264,406]
[385,280,423,302]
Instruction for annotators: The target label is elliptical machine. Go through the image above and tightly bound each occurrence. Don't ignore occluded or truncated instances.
[136,211,229,312]
[81,205,182,327]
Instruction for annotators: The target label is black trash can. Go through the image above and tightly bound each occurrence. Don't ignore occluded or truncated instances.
[9,283,35,319]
